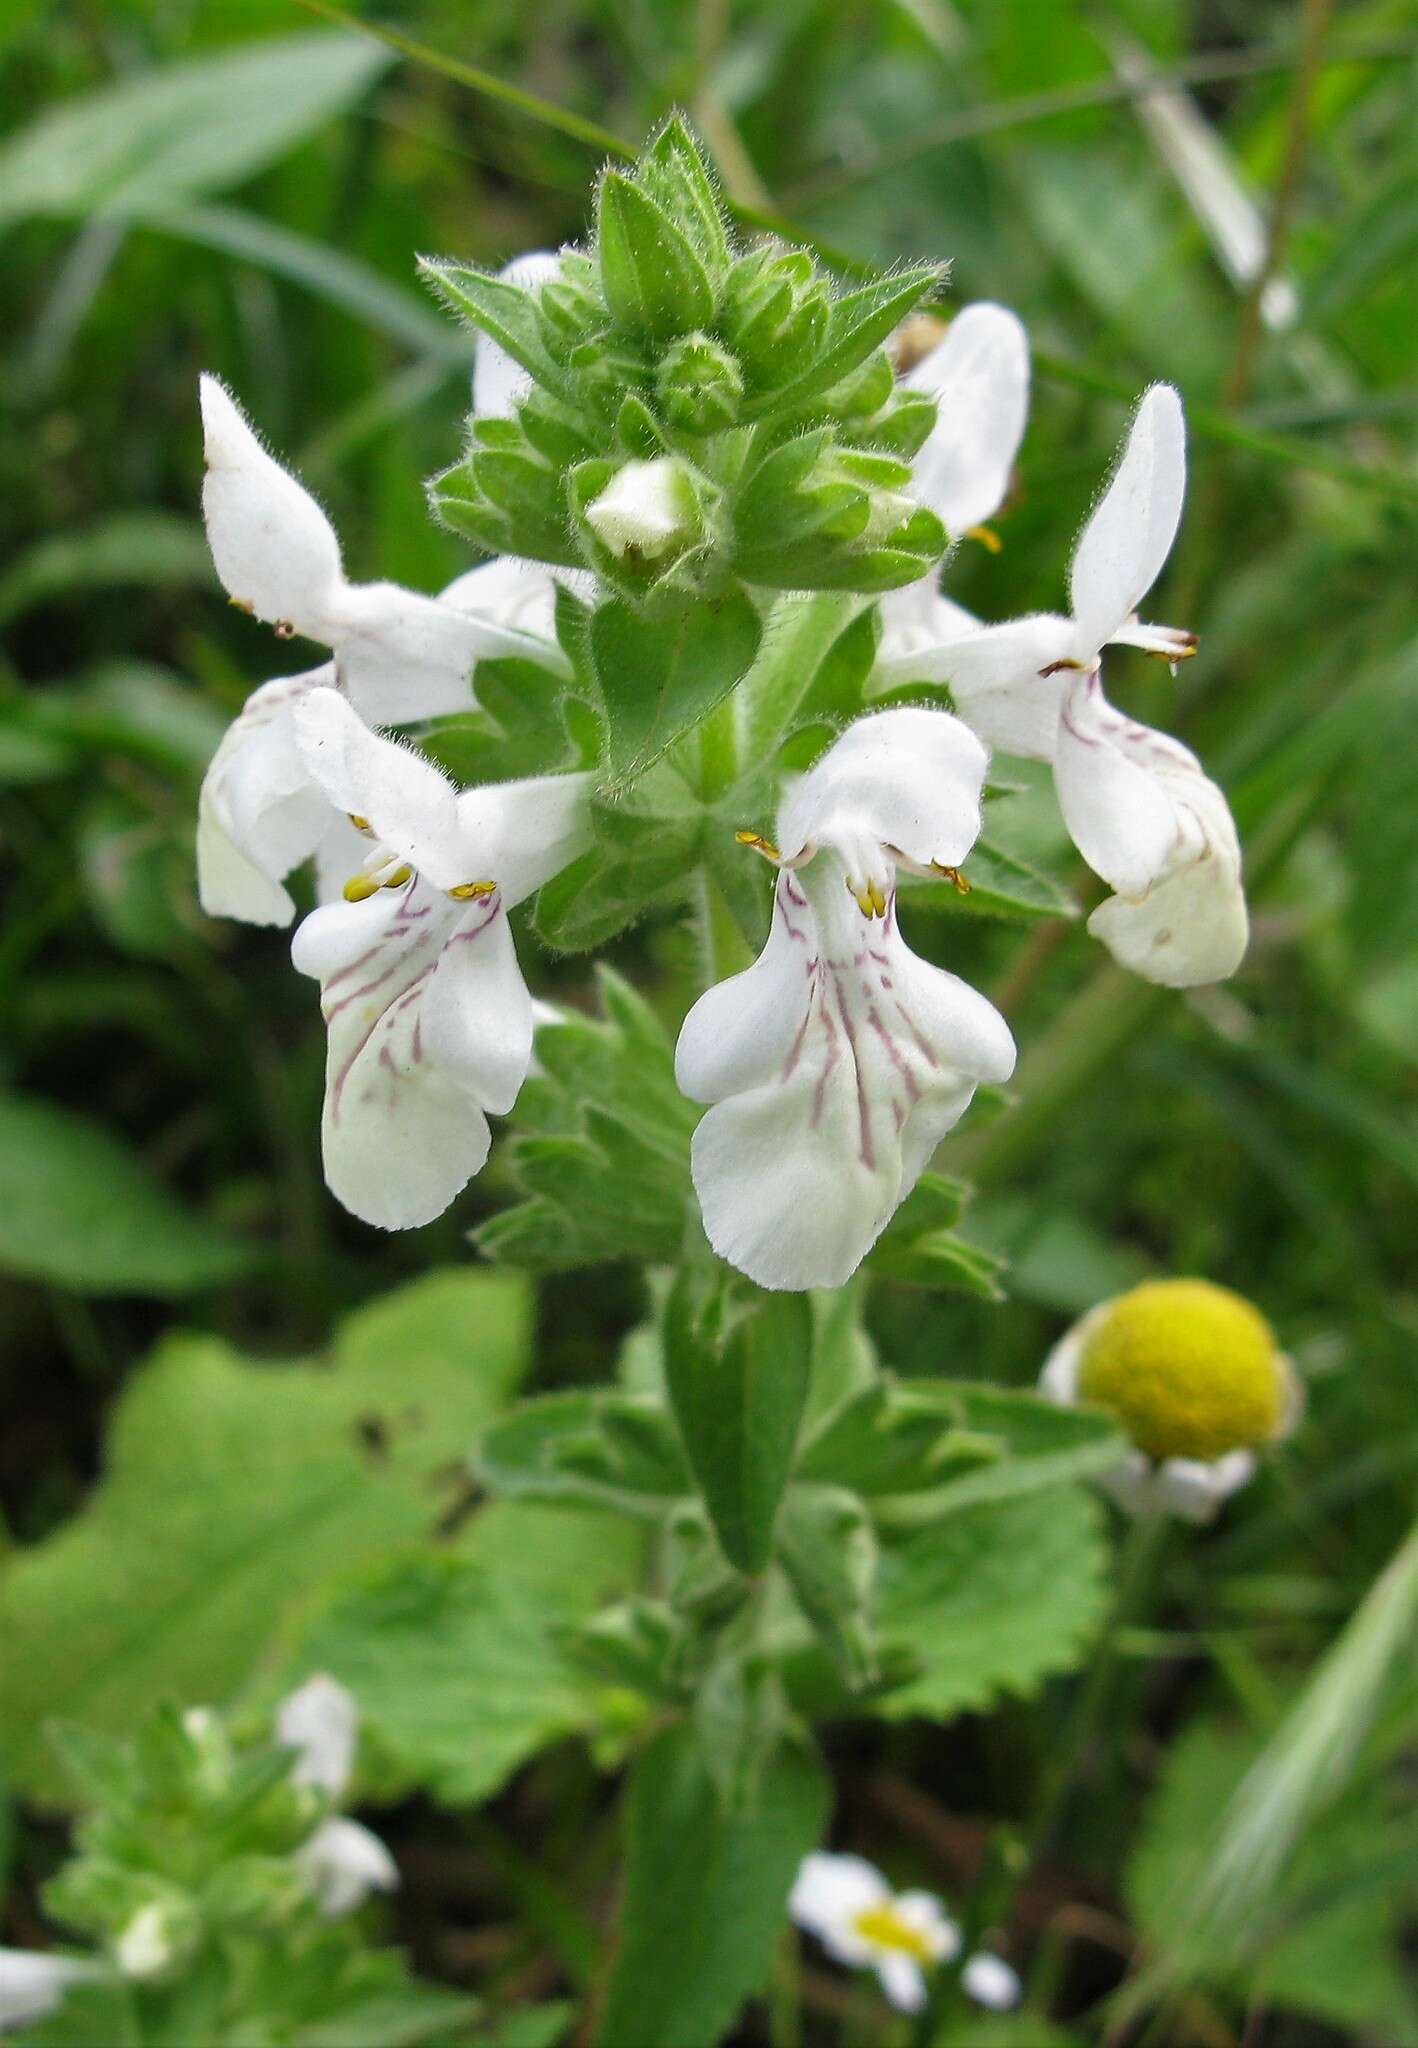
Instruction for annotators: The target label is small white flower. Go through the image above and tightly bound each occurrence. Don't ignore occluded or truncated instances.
[676,709,1015,1290]
[584,457,701,560]
[880,302,1030,662]
[790,1852,959,2013]
[298,1816,400,1919]
[962,1951,1023,2010]
[879,386,1247,988]
[0,1950,99,2032]
[196,375,566,929]
[277,1673,358,1794]
[290,688,591,1228]
[113,1904,175,1982]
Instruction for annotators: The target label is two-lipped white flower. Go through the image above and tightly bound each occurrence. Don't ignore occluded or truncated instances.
[676,709,1015,1291]
[880,302,1030,659]
[277,1674,399,1917]
[288,688,590,1229]
[196,375,564,928]
[789,1853,1021,2015]
[879,386,1247,988]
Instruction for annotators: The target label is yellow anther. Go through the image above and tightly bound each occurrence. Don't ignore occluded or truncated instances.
[930,861,972,894]
[1144,632,1200,662]
[380,865,413,890]
[342,872,382,903]
[1078,1279,1288,1462]
[348,814,371,833]
[965,522,1004,554]
[448,879,498,900]
[847,877,888,919]
[735,829,782,862]
[852,1905,935,1962]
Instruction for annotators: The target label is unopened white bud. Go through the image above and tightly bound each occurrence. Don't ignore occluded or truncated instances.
[963,1952,1022,2010]
[114,1904,176,1982]
[584,458,701,560]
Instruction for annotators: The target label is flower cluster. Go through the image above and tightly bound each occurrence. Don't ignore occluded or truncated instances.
[195,116,1248,1289]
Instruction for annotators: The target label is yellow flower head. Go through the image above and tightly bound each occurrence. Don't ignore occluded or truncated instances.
[1077,1279,1287,1462]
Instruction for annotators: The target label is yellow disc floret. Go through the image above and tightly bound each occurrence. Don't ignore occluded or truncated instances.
[852,1904,935,1961]
[1077,1279,1285,1462]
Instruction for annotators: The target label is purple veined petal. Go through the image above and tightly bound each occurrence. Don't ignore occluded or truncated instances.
[293,688,465,889]
[775,708,988,875]
[292,879,495,1230]
[1068,384,1186,657]
[905,302,1030,535]
[200,375,343,636]
[421,895,534,1115]
[196,666,334,926]
[1053,668,1184,899]
[676,874,819,1105]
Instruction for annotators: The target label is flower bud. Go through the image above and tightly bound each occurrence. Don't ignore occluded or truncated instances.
[655,332,744,432]
[584,457,703,561]
[113,1898,194,1981]
[721,248,830,389]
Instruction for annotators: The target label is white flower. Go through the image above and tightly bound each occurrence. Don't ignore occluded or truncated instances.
[962,1951,1023,2010]
[113,1904,176,1981]
[583,457,701,559]
[1041,1281,1301,1523]
[0,1950,99,2032]
[275,1675,400,1917]
[676,709,1015,1290]
[298,1816,400,1919]
[196,375,565,928]
[878,386,1247,988]
[289,687,590,1228]
[790,1852,959,2013]
[880,303,1030,662]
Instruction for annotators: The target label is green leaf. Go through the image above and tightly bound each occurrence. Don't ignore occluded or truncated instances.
[869,1174,1007,1296]
[591,589,762,794]
[663,1276,812,1574]
[899,834,1078,925]
[420,259,565,393]
[0,33,392,227]
[776,1484,879,1686]
[869,1486,1111,1720]
[595,1726,829,2048]
[284,1504,640,1808]
[595,172,715,341]
[473,2004,575,2048]
[639,116,731,272]
[0,1092,255,1296]
[741,265,945,421]
[0,513,211,626]
[0,1271,530,1802]
[479,1391,690,1517]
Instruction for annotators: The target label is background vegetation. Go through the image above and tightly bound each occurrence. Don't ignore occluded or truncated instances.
[1,0,1415,2041]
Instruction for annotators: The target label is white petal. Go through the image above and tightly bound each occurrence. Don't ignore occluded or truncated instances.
[294,689,464,889]
[200,375,343,635]
[789,1853,889,1942]
[0,1950,98,2030]
[877,1953,927,2012]
[440,555,561,641]
[313,811,376,906]
[1068,385,1186,656]
[676,876,816,1104]
[1038,1313,1100,1406]
[776,708,988,874]
[331,580,555,724]
[1054,669,1182,898]
[877,581,980,669]
[963,1952,1022,2010]
[905,303,1030,534]
[421,895,534,1115]
[894,1892,961,1964]
[293,880,492,1230]
[452,770,594,911]
[277,1674,358,1794]
[1088,846,1248,987]
[299,1817,399,1918]
[197,668,332,927]
[877,614,1076,759]
[113,1905,174,1981]
[472,250,563,419]
[1153,1451,1256,1522]
[1098,1449,1173,1519]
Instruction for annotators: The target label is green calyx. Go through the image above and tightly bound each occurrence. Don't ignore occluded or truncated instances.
[421,113,948,606]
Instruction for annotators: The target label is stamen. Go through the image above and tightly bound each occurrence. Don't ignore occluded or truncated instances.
[380,865,413,890]
[1143,633,1199,661]
[846,876,889,919]
[930,861,972,894]
[1040,657,1087,677]
[965,522,1003,554]
[273,619,296,639]
[448,879,498,900]
[735,829,782,862]
[343,872,382,902]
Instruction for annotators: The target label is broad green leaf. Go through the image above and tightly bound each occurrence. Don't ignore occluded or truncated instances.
[596,172,715,340]
[284,1504,640,1808]
[0,34,392,227]
[0,514,211,627]
[0,1271,530,1801]
[869,1486,1111,1721]
[0,1092,255,1296]
[901,833,1078,924]
[590,589,762,794]
[664,1276,812,1573]
[595,1726,828,2048]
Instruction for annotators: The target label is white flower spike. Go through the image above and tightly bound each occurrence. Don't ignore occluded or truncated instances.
[790,1852,960,2013]
[1041,1279,1301,1522]
[276,1675,400,1917]
[290,688,591,1229]
[0,1950,100,2032]
[677,709,1016,1291]
[879,386,1247,987]
[196,376,565,928]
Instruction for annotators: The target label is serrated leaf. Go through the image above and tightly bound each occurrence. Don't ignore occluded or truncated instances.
[595,1726,829,2048]
[0,1092,255,1296]
[872,1381,1126,1518]
[0,1272,530,1802]
[596,172,715,342]
[590,588,762,794]
[869,1486,1111,1720]
[742,265,945,421]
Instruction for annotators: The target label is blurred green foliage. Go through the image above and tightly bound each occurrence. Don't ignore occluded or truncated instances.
[2,0,1416,2041]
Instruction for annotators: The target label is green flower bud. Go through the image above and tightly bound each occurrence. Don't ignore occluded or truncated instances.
[721,248,831,391]
[655,331,744,432]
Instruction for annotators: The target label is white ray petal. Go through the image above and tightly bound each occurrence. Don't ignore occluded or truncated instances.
[905,302,1029,533]
[1068,384,1186,655]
